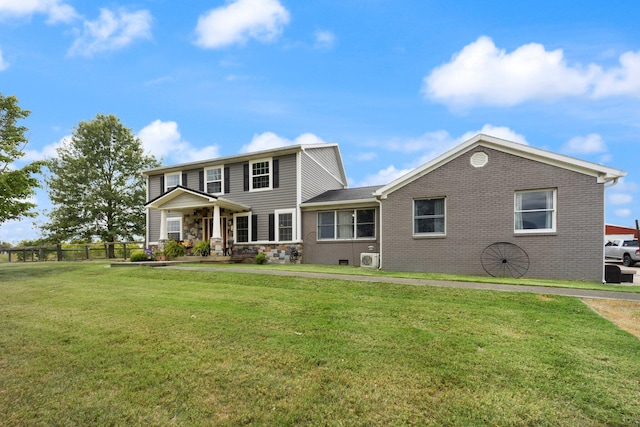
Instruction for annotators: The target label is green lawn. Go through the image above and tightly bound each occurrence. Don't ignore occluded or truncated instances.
[182,261,640,293]
[1,262,639,426]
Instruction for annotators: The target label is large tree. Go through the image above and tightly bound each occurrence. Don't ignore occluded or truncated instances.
[44,114,159,252]
[0,93,42,225]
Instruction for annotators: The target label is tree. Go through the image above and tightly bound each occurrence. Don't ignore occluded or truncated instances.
[0,93,42,225]
[43,114,160,255]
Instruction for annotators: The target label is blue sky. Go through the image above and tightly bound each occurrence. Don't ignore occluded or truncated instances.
[1,0,639,244]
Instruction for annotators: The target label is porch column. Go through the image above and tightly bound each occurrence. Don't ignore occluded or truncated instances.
[212,205,221,239]
[159,209,168,240]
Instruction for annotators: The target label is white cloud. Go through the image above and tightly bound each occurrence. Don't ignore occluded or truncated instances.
[0,0,79,24]
[240,131,327,153]
[22,135,71,162]
[353,165,413,187]
[358,125,527,188]
[354,151,377,162]
[0,48,8,71]
[592,50,640,98]
[608,193,633,205]
[194,0,290,49]
[561,133,607,155]
[385,130,453,153]
[314,30,336,50]
[68,8,152,57]
[380,125,526,162]
[422,36,640,108]
[460,124,528,145]
[137,120,221,164]
[614,209,631,217]
[138,120,189,161]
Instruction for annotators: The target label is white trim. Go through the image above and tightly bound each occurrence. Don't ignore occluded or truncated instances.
[296,152,303,244]
[166,216,183,241]
[413,197,446,237]
[142,143,341,176]
[204,165,224,195]
[249,157,272,192]
[316,208,377,241]
[300,147,348,187]
[234,212,251,243]
[300,198,378,209]
[275,208,296,242]
[164,171,182,192]
[514,188,557,234]
[374,134,626,198]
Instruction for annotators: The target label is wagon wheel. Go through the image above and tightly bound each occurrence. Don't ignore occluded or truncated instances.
[481,242,530,278]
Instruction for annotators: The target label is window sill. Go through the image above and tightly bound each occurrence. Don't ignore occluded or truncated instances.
[514,231,557,237]
[413,234,446,239]
[316,238,377,242]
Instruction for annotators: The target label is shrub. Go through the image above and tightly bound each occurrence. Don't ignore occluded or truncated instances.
[130,252,149,262]
[255,252,267,265]
[163,240,185,258]
[192,240,210,256]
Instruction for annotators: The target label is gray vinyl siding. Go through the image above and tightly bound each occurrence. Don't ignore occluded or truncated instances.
[301,150,345,202]
[223,154,298,241]
[380,146,605,282]
[184,169,200,191]
[305,146,345,183]
[148,174,163,200]
[147,209,181,243]
[148,208,160,243]
[301,207,380,266]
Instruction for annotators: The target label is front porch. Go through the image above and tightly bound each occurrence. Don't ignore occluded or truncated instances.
[145,186,250,256]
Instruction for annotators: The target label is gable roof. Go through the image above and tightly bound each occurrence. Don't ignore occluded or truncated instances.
[145,185,250,211]
[141,143,346,181]
[374,134,627,199]
[301,185,383,208]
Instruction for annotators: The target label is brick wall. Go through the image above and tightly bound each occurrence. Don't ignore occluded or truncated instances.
[380,147,604,282]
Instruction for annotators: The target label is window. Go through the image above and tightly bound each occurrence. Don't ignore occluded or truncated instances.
[164,172,181,191]
[515,189,556,232]
[167,217,182,241]
[318,211,335,239]
[317,209,376,240]
[414,198,445,235]
[356,209,375,238]
[337,210,354,239]
[276,209,295,242]
[250,159,271,191]
[205,167,223,194]
[235,214,250,243]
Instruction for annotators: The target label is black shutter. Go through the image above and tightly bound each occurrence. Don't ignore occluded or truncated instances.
[251,214,258,242]
[199,171,204,192]
[160,176,165,194]
[224,167,230,193]
[243,163,249,191]
[273,159,279,189]
[269,214,275,241]
[181,172,188,188]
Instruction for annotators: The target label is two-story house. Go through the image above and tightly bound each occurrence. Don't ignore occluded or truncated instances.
[143,143,349,262]
[143,134,626,281]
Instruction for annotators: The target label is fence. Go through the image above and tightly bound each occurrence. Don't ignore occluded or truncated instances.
[0,241,145,263]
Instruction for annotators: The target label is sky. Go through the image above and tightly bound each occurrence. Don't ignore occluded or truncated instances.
[1,0,639,244]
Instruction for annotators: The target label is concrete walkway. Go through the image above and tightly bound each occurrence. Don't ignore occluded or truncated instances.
[164,266,640,302]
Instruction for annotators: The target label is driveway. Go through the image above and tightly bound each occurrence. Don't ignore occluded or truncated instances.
[166,266,640,302]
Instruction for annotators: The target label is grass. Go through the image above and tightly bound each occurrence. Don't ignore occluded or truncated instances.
[1,262,639,426]
[182,261,640,293]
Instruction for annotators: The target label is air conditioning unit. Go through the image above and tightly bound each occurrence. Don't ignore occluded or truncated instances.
[360,252,380,268]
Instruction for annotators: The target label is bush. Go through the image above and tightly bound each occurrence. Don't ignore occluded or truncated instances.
[255,252,267,265]
[163,240,186,258]
[192,240,210,256]
[130,252,149,262]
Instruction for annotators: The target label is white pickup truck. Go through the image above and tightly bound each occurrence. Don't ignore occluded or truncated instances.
[605,239,640,266]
